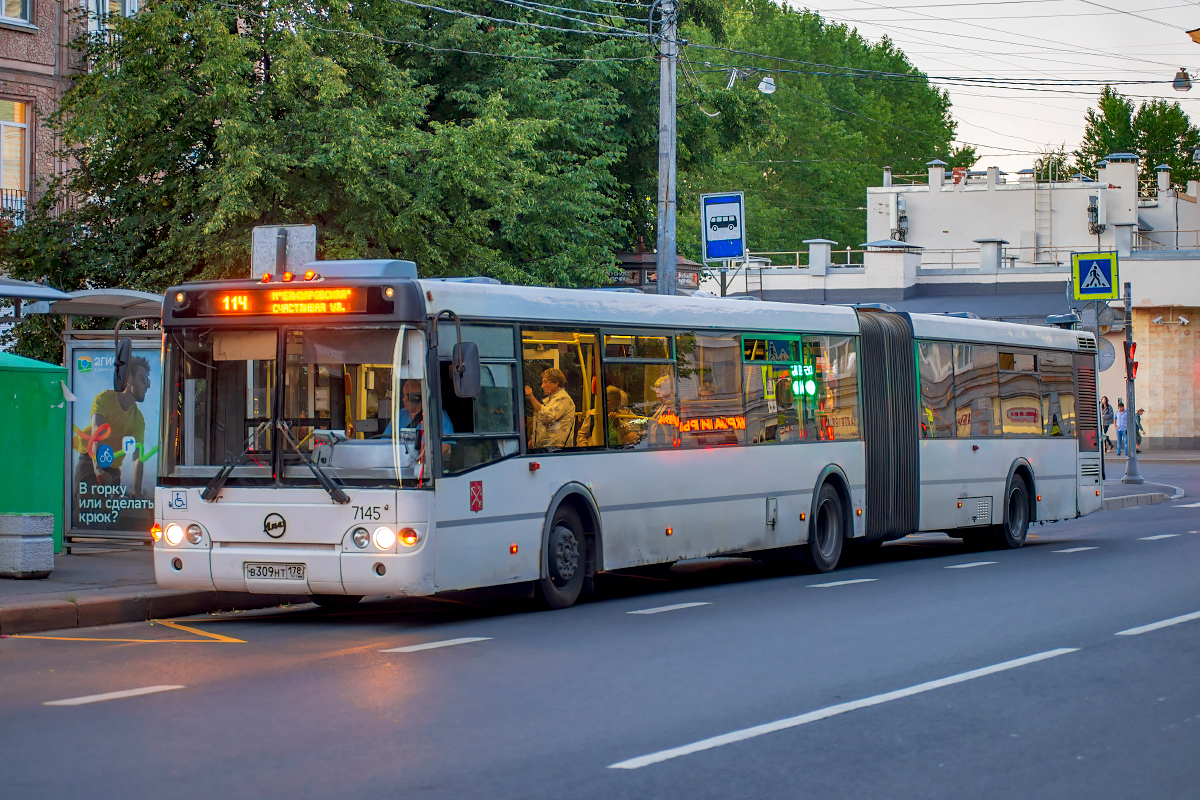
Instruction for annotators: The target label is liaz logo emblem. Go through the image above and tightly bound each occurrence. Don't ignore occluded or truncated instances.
[263,513,287,538]
[77,356,92,373]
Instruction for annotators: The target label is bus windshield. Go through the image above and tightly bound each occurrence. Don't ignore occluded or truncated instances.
[160,326,423,486]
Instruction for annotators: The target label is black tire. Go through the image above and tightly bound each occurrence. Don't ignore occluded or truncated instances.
[311,594,363,610]
[536,505,587,609]
[990,475,1031,549]
[800,483,845,573]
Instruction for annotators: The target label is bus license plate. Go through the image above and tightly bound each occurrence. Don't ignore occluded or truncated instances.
[245,562,306,581]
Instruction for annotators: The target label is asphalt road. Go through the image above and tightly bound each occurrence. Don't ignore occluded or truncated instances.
[3,464,1199,800]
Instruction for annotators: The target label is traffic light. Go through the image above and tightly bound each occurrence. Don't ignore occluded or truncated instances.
[1123,341,1138,380]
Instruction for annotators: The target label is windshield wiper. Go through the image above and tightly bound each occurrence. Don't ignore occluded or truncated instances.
[202,421,271,502]
[275,421,350,504]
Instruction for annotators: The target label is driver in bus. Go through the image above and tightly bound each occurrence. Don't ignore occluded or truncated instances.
[382,379,452,458]
[526,368,576,449]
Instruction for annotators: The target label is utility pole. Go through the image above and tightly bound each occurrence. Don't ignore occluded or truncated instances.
[1122,280,1143,484]
[655,0,678,296]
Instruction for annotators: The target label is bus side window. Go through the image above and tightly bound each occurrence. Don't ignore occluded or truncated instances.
[1041,352,1076,439]
[918,341,954,438]
[521,329,600,451]
[953,344,1001,437]
[676,331,744,448]
[436,325,521,475]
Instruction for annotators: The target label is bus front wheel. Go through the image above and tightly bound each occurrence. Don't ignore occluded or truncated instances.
[537,505,586,609]
[801,483,845,573]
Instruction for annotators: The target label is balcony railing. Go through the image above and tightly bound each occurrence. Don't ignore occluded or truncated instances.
[1,188,26,226]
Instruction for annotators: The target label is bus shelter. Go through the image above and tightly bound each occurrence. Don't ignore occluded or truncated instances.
[23,289,163,550]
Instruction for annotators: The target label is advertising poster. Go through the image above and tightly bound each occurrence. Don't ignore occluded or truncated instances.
[69,345,160,533]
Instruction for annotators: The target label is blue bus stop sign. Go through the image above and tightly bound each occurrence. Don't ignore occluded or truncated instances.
[1072,252,1119,301]
[701,192,746,262]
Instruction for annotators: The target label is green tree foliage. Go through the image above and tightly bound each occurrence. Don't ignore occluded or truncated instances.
[677,0,960,259]
[1034,144,1073,182]
[1,0,764,314]
[1074,86,1200,188]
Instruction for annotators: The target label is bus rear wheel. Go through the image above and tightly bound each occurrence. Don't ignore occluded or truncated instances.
[989,475,1031,549]
[801,484,845,573]
[536,505,586,609]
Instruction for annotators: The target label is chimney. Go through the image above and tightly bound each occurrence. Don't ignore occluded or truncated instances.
[927,159,947,189]
[1157,163,1171,193]
[804,239,836,277]
[986,166,999,189]
[882,166,892,188]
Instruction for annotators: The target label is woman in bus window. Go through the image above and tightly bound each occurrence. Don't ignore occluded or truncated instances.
[526,368,576,449]
[642,374,679,448]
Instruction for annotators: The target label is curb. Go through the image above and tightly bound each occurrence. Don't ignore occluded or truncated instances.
[1102,492,1170,510]
[0,590,309,636]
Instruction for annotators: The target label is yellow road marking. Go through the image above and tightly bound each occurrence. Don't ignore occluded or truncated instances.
[9,619,245,644]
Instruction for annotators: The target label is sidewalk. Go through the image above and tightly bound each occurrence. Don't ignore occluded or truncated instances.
[0,546,305,636]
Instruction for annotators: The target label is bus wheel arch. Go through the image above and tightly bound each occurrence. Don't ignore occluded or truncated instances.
[537,484,602,608]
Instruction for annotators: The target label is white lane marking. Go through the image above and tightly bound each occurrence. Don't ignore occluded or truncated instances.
[807,578,878,588]
[1139,534,1181,541]
[627,602,712,615]
[1116,611,1200,637]
[609,648,1078,770]
[1174,501,1200,507]
[44,685,186,707]
[1054,547,1098,553]
[945,561,997,569]
[380,637,492,653]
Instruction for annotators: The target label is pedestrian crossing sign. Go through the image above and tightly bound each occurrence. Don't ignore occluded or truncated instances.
[1071,252,1119,300]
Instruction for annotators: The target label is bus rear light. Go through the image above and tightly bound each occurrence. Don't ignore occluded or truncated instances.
[399,528,420,547]
[510,544,518,554]
[150,522,162,541]
[372,526,397,550]
[165,523,184,546]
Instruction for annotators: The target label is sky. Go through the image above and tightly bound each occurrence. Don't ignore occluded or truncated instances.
[794,0,1200,173]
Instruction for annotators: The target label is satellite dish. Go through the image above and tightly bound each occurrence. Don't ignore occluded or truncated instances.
[1098,337,1116,371]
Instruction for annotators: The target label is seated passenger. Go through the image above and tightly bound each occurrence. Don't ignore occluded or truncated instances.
[606,385,638,447]
[383,379,452,458]
[525,368,576,449]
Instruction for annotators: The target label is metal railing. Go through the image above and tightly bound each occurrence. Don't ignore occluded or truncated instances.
[1133,230,1200,250]
[0,188,26,226]
[744,248,866,268]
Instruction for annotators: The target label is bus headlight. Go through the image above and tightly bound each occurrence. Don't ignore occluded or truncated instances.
[399,528,420,547]
[186,524,204,545]
[352,527,370,549]
[164,523,185,546]
[372,526,396,550]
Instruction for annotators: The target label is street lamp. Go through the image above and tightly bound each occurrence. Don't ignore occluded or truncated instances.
[1173,67,1192,91]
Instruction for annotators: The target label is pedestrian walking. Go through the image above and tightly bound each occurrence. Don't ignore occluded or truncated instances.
[1135,408,1145,453]
[1115,399,1129,456]
[1100,396,1114,452]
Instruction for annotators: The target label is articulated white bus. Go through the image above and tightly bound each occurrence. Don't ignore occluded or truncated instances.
[151,259,1102,609]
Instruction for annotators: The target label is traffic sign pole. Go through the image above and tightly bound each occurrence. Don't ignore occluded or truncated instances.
[1121,281,1143,484]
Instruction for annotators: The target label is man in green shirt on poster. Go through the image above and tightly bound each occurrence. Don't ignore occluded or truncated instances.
[72,356,152,500]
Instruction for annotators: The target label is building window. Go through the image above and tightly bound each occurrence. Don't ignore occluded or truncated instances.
[0,100,27,222]
[88,0,137,32]
[2,0,30,24]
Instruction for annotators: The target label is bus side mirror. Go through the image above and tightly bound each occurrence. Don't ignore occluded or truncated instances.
[113,336,132,391]
[452,341,481,398]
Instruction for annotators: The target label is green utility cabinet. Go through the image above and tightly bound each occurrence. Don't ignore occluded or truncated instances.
[0,352,67,552]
